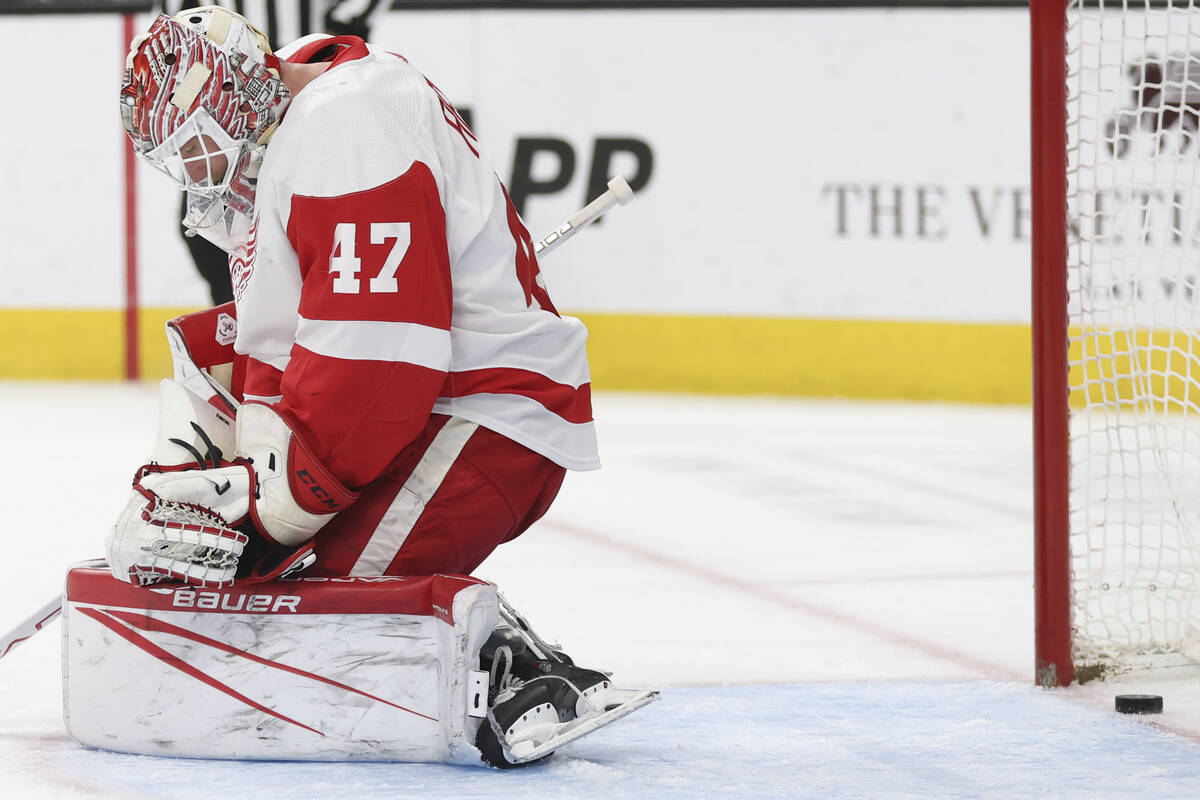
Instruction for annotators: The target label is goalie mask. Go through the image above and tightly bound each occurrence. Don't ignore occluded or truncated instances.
[120,8,290,252]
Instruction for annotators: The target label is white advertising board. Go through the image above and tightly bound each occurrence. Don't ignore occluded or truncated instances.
[0,15,126,308]
[1,8,1033,324]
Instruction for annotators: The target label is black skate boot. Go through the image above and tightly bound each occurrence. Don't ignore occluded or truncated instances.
[475,680,559,768]
[509,656,616,723]
[479,626,613,723]
[476,628,558,768]
[475,621,659,767]
[479,625,529,668]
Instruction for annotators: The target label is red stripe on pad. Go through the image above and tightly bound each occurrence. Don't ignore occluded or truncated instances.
[105,608,437,722]
[77,606,324,736]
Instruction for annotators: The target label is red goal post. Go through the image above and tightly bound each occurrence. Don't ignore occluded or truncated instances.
[1031,0,1071,688]
[1032,0,1200,687]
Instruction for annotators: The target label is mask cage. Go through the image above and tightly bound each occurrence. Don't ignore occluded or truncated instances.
[145,108,244,197]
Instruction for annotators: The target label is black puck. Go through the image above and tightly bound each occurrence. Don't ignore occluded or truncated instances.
[1115,694,1163,714]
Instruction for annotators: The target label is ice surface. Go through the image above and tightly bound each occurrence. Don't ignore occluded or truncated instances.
[2,383,1200,797]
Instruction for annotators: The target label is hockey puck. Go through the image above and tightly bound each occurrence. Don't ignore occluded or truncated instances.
[1115,694,1163,714]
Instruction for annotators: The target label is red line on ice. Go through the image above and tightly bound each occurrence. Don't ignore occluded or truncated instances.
[545,518,1023,681]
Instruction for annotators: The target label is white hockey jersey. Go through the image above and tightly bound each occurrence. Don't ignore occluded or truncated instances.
[231,35,599,488]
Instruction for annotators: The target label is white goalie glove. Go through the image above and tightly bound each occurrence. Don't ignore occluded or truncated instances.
[110,466,252,586]
[107,382,358,587]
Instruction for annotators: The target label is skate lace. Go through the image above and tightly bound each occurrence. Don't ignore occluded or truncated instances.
[487,641,607,719]
[496,592,568,665]
[489,644,525,698]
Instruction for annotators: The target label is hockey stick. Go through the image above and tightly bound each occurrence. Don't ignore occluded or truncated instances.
[0,178,637,663]
[533,176,634,257]
[0,596,63,660]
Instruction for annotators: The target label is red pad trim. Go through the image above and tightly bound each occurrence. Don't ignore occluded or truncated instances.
[167,302,237,369]
[66,567,485,625]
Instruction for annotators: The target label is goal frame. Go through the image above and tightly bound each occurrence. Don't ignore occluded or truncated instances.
[1030,0,1073,688]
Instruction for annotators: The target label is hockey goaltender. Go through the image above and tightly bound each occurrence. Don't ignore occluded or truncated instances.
[66,5,656,768]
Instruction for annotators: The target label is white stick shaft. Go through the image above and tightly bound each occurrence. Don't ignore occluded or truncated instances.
[0,595,62,660]
[533,176,634,257]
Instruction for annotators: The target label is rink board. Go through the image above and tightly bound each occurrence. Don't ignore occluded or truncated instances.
[0,8,1037,402]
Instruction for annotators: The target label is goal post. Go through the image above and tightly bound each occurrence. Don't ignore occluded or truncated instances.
[1032,0,1200,686]
[1032,0,1072,688]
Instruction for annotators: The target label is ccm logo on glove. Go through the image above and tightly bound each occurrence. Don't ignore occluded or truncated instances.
[284,435,356,515]
[296,470,341,509]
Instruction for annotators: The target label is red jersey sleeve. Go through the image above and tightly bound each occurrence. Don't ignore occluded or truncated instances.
[274,161,452,488]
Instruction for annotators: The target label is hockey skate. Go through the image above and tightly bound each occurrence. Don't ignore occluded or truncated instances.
[474,601,659,768]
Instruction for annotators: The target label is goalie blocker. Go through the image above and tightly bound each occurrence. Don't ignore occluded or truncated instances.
[63,564,497,763]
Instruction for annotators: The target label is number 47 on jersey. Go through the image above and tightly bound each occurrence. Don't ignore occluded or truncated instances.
[329,221,410,294]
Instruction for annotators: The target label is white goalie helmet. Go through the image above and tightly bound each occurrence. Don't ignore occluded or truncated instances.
[120,7,290,252]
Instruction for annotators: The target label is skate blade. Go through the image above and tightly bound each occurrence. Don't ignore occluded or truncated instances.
[509,688,660,763]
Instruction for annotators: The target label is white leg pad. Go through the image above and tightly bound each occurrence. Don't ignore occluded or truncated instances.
[61,564,497,764]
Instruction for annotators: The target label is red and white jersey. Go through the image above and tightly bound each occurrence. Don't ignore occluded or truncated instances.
[231,35,599,488]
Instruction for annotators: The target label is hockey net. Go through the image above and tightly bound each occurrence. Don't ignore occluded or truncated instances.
[1034,0,1200,685]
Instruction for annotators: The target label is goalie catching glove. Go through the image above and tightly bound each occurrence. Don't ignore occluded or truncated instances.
[107,402,358,587]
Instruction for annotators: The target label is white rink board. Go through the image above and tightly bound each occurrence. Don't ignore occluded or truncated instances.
[3,8,1030,322]
[0,14,126,309]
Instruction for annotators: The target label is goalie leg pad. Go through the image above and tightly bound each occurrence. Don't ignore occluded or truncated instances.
[62,564,498,763]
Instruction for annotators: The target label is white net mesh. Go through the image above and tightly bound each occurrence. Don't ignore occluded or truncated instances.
[1067,0,1200,667]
